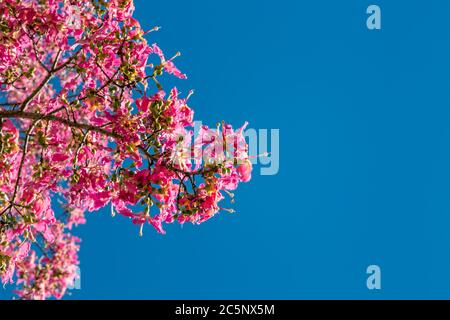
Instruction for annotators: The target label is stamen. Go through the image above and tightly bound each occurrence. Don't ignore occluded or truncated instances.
[139,223,144,237]
[169,52,181,61]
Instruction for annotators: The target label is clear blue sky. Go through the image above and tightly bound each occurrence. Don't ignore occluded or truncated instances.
[3,0,450,299]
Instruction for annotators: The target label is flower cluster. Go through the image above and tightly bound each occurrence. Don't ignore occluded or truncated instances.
[0,0,251,299]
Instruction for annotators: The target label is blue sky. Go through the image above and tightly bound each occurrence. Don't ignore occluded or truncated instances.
[3,0,450,299]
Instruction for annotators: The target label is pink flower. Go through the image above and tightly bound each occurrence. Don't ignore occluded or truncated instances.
[164,60,187,79]
[149,216,166,234]
[237,160,252,182]
[52,153,70,162]
[152,43,187,79]
[136,96,150,113]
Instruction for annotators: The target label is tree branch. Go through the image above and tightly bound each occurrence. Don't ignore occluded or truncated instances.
[0,110,120,138]
[19,49,80,111]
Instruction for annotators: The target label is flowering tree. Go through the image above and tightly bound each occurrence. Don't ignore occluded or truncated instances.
[0,0,252,299]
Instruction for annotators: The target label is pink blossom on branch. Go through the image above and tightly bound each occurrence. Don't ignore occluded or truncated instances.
[0,0,251,299]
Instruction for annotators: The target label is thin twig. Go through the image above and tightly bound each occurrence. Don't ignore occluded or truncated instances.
[0,110,119,138]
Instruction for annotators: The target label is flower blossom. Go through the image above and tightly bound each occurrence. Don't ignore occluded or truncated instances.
[0,0,252,299]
